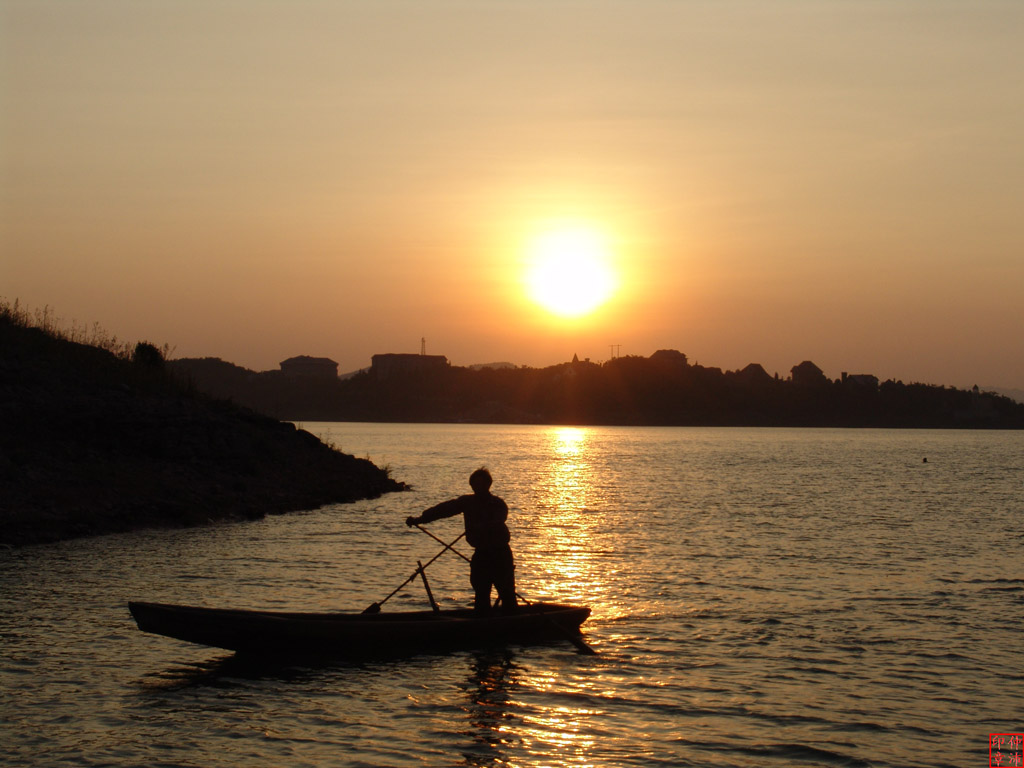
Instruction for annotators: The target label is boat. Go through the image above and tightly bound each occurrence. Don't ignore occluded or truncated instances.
[128,600,592,657]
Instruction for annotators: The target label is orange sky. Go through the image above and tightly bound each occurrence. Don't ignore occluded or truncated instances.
[3,1,1023,392]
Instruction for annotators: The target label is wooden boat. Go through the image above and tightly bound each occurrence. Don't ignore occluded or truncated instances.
[128,600,592,657]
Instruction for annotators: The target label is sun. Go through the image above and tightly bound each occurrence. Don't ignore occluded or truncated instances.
[525,225,616,318]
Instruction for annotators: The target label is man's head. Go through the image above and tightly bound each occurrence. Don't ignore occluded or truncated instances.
[469,467,492,494]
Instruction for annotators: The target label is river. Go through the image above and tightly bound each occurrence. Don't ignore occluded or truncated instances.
[2,424,1021,767]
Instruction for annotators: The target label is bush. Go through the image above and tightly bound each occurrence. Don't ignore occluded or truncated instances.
[132,341,165,369]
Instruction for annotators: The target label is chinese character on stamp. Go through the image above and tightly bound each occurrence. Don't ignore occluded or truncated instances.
[991,734,1024,767]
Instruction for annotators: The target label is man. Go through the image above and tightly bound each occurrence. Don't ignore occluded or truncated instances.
[406,467,517,614]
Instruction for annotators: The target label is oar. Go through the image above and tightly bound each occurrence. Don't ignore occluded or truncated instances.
[414,523,471,563]
[410,524,596,655]
[417,560,440,612]
[363,531,466,614]
[414,523,470,563]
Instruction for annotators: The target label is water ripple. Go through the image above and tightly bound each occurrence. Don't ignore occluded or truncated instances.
[2,425,1022,767]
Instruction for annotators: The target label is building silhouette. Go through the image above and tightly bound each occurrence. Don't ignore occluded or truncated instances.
[371,353,449,380]
[280,355,339,379]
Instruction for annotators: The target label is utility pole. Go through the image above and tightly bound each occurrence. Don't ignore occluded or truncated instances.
[609,344,621,359]
[421,337,426,356]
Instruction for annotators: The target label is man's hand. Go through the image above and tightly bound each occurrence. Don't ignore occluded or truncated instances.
[405,516,419,527]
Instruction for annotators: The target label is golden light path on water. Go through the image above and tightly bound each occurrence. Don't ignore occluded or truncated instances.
[520,427,620,623]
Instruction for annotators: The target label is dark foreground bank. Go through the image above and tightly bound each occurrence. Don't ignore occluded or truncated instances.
[0,313,405,547]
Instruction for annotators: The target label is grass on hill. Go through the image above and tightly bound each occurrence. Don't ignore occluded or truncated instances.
[0,298,405,547]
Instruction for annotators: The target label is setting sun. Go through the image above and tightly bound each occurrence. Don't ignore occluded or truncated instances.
[525,225,617,318]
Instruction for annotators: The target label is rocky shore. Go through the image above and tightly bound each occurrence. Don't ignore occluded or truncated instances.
[0,316,405,547]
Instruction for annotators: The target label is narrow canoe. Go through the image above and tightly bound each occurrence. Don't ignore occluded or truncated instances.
[128,600,591,656]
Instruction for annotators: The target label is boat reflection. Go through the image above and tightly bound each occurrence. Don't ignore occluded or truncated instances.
[459,650,601,767]
[458,650,521,766]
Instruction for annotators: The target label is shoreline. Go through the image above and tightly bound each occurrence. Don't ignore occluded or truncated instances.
[1,316,406,548]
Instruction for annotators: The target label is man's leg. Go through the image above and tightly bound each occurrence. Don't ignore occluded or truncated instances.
[470,550,492,613]
[494,545,517,613]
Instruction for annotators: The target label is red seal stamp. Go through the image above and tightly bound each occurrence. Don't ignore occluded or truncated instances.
[991,734,1024,767]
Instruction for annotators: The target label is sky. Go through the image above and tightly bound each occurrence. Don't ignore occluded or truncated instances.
[3,1,1023,392]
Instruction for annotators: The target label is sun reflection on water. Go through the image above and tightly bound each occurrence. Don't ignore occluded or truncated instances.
[537,427,596,514]
[457,653,606,768]
[522,427,616,618]
[520,705,600,764]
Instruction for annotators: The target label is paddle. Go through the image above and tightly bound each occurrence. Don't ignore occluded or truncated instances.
[363,531,466,614]
[410,524,596,655]
[417,560,440,612]
[413,523,471,564]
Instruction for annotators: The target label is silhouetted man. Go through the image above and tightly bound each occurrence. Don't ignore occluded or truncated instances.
[406,467,517,614]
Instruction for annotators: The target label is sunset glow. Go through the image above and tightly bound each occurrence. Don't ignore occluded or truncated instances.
[4,2,1023,391]
[525,226,617,319]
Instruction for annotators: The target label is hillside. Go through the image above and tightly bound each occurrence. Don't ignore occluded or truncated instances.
[0,313,405,547]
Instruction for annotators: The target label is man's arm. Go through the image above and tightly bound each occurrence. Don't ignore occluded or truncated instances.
[406,496,466,527]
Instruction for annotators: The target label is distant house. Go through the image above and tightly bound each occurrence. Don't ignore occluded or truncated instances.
[650,349,689,367]
[841,372,879,390]
[790,361,828,387]
[736,363,774,385]
[280,355,339,379]
[371,353,449,380]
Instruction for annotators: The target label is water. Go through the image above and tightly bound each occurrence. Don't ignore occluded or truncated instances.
[2,425,1022,767]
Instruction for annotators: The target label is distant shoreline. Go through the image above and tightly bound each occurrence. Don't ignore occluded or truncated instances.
[170,354,1024,430]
